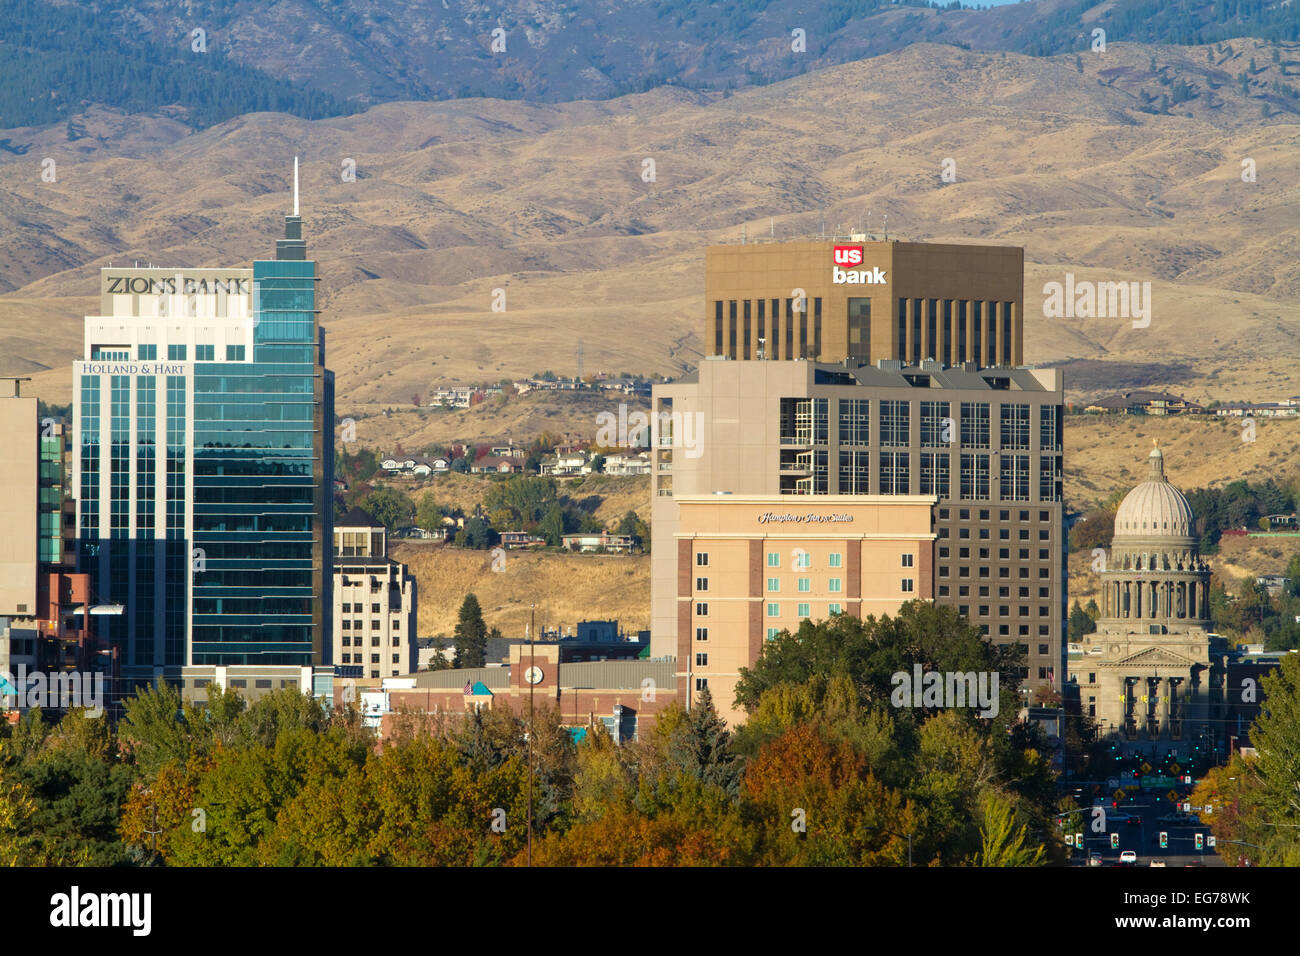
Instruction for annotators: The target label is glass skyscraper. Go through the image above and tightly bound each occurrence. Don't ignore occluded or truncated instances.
[74,213,333,688]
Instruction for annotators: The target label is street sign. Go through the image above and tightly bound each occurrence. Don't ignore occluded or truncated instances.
[1065,833,1074,846]
[1171,763,1181,774]
[1113,789,1126,801]
[1182,802,1192,813]
[1166,789,1180,803]
[1207,835,1216,847]
[1204,804,1212,815]
[1140,762,1152,774]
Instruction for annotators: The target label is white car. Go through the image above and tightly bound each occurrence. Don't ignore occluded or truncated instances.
[1149,859,1167,867]
[1120,850,1138,865]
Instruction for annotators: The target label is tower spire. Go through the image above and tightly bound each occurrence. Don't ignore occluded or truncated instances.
[293,156,299,217]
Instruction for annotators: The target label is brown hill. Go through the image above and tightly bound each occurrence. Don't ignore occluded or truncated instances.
[3,41,1299,421]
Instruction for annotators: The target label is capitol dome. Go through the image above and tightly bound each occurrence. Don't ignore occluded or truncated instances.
[1113,444,1195,538]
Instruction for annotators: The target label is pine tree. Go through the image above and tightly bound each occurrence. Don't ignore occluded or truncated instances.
[667,687,740,796]
[454,594,488,668]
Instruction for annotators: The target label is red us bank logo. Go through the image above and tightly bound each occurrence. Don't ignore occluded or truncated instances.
[833,245,864,267]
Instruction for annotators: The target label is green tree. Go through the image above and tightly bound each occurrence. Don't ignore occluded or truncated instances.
[1250,654,1300,833]
[1068,600,1098,643]
[665,687,741,796]
[416,491,444,532]
[363,486,416,531]
[454,594,488,668]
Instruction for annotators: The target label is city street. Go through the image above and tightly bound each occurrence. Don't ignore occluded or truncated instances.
[1064,783,1226,867]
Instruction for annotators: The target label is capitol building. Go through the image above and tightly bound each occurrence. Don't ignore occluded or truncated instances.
[1070,443,1226,756]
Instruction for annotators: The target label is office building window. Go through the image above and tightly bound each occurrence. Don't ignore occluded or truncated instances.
[195,344,215,361]
[920,401,951,447]
[880,400,909,446]
[960,453,990,500]
[838,399,870,445]
[138,344,157,360]
[960,402,990,448]
[847,298,871,362]
[1039,404,1061,451]
[920,451,949,496]
[226,344,246,361]
[1039,456,1062,502]
[1000,404,1029,450]
[880,450,910,494]
[839,449,870,494]
[897,298,907,360]
[1000,454,1030,501]
[167,344,187,360]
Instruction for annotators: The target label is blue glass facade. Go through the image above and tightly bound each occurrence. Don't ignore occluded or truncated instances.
[75,217,334,678]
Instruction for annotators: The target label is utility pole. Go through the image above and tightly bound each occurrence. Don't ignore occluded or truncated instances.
[527,602,535,867]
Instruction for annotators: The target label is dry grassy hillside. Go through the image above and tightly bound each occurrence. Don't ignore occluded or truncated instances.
[3,41,1299,417]
[387,470,650,526]
[390,543,649,638]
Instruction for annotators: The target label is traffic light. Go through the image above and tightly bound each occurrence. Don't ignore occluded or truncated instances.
[1159,831,1168,848]
[1195,833,1204,850]
[1111,833,1120,849]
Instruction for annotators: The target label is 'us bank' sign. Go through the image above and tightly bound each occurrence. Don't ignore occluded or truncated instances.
[831,246,886,284]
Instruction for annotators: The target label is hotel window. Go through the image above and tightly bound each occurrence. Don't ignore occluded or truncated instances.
[226,344,246,361]
[797,603,810,618]
[696,653,708,666]
[828,553,842,568]
[341,620,351,630]
[766,628,781,640]
[880,400,909,446]
[901,579,914,593]
[1038,548,1049,560]
[767,603,779,617]
[797,578,810,593]
[714,301,723,354]
[960,453,990,500]
[696,627,709,641]
[695,678,708,691]
[392,654,400,664]
[371,671,379,679]
[371,654,380,664]
[371,634,380,645]
[371,603,380,613]
[901,553,914,567]
[353,620,362,630]
[138,344,157,360]
[696,552,709,566]
[839,449,870,494]
[920,452,949,497]
[695,602,708,615]
[838,399,870,445]
[342,654,350,663]
[342,635,351,646]
[829,603,842,615]
[939,585,950,596]
[695,577,708,591]
[960,402,989,448]
[167,344,187,360]
[1019,548,1029,559]
[1000,404,1030,450]
[768,577,779,592]
[828,578,841,593]
[880,451,910,494]
[195,344,215,361]
[920,401,951,447]
[767,552,780,568]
